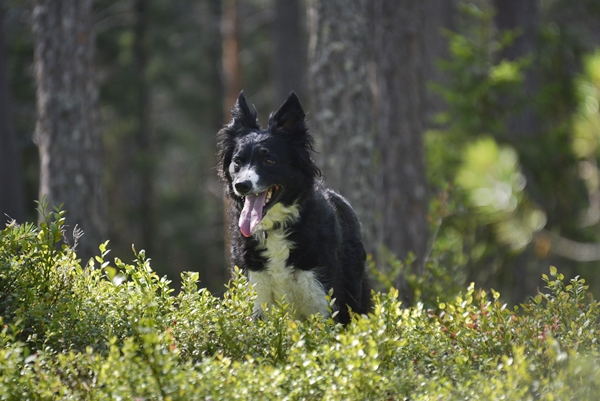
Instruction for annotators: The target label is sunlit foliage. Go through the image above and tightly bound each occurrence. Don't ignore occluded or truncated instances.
[1,211,599,399]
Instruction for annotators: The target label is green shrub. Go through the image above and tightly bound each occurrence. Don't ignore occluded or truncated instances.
[1,211,600,400]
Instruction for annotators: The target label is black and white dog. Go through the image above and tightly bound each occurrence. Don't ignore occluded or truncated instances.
[217,91,371,324]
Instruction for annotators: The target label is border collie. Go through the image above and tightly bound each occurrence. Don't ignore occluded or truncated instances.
[217,91,371,324]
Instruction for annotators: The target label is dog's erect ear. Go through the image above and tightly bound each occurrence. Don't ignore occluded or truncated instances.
[267,91,321,177]
[268,91,305,132]
[231,91,259,129]
[217,91,259,182]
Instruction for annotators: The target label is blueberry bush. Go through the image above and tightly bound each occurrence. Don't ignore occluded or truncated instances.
[1,209,599,400]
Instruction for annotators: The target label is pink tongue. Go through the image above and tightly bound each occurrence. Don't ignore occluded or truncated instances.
[239,191,268,237]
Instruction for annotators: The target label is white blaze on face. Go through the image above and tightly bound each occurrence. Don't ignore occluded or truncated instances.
[231,166,261,197]
[245,169,260,190]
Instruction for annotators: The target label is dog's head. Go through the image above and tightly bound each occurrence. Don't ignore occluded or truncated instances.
[217,91,320,237]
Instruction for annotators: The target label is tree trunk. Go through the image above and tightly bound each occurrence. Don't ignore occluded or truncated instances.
[308,0,431,304]
[272,0,306,102]
[423,0,455,125]
[493,0,539,139]
[370,0,429,301]
[0,4,25,223]
[493,0,541,303]
[132,0,154,255]
[307,0,377,252]
[33,0,107,261]
[221,0,241,269]
[221,0,241,118]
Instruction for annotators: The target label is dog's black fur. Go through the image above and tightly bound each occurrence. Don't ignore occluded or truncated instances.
[217,91,371,324]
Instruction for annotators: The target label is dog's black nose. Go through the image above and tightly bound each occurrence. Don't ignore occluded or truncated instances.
[235,180,252,194]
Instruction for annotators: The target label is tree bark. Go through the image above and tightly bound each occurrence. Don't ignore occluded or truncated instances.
[493,0,539,139]
[308,0,431,304]
[221,0,241,269]
[423,0,455,125]
[0,4,25,223]
[132,0,154,255]
[493,0,541,302]
[307,0,377,252]
[370,0,429,300]
[221,0,241,118]
[272,0,306,102]
[33,0,107,261]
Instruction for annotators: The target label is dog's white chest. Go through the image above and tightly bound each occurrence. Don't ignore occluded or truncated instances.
[249,227,329,320]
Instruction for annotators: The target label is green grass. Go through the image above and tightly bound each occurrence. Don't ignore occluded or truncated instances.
[1,210,599,400]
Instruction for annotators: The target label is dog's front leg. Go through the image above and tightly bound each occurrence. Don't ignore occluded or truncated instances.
[252,303,267,320]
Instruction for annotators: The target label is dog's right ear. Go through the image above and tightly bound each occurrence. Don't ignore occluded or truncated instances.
[230,91,259,130]
[217,91,258,183]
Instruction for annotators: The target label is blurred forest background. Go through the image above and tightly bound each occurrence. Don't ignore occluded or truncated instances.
[1,0,600,306]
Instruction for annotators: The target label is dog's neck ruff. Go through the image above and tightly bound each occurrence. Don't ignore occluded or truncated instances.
[253,202,300,240]
[249,202,329,320]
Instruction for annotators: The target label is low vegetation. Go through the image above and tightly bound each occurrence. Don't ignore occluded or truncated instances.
[1,207,599,400]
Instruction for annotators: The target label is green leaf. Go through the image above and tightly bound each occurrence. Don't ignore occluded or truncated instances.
[104,266,117,280]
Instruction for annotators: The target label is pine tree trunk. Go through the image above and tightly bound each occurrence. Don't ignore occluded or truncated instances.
[493,0,541,303]
[424,0,455,125]
[309,0,431,305]
[133,0,154,255]
[33,0,107,261]
[221,0,241,270]
[493,0,539,139]
[221,0,240,117]
[273,0,306,102]
[370,0,429,301]
[307,0,377,252]
[0,5,25,222]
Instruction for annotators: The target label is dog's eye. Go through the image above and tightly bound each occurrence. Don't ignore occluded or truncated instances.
[232,157,241,166]
[264,157,275,166]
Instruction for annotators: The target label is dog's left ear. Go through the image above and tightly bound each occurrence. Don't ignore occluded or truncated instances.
[268,91,320,177]
[268,91,306,133]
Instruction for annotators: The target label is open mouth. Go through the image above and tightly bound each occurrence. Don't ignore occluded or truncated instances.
[238,185,281,237]
[264,185,278,207]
